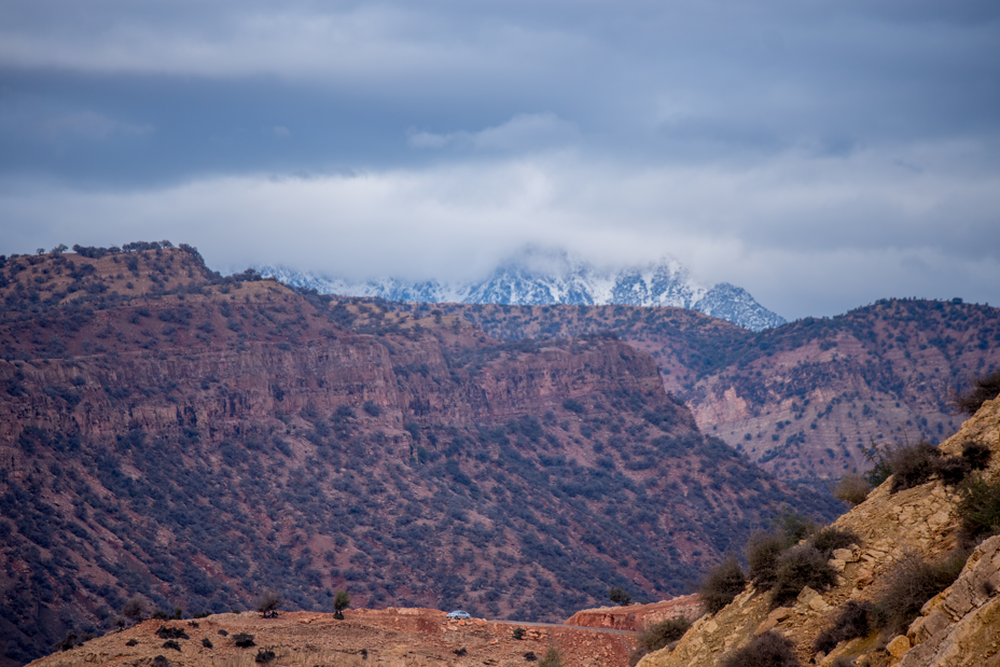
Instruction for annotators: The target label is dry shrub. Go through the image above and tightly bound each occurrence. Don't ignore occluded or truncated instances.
[957,474,1000,549]
[699,556,747,614]
[872,550,968,637]
[962,441,992,471]
[628,617,691,665]
[834,474,872,506]
[747,531,788,591]
[810,527,860,558]
[813,600,873,653]
[889,441,940,493]
[952,369,1000,415]
[718,631,800,667]
[771,545,838,608]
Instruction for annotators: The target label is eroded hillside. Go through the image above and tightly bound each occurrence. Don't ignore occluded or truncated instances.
[387,300,1000,480]
[0,246,835,666]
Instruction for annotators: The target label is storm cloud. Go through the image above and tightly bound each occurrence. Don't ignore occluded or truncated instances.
[1,0,998,318]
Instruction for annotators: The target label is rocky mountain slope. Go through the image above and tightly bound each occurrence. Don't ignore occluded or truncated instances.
[0,245,833,666]
[386,300,1000,481]
[259,250,786,331]
[638,394,1000,667]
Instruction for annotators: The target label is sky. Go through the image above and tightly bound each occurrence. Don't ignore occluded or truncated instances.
[1,0,999,320]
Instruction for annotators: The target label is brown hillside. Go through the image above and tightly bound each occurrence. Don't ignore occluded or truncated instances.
[25,609,635,667]
[0,246,837,666]
[384,300,1000,480]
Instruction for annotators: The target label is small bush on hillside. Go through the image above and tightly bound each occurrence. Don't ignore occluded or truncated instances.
[156,626,189,640]
[934,456,972,487]
[513,627,526,640]
[629,617,691,665]
[861,441,893,488]
[640,617,690,651]
[952,369,1000,415]
[717,631,800,667]
[834,473,872,506]
[161,640,181,651]
[538,647,565,667]
[333,589,351,619]
[122,596,147,623]
[747,531,788,591]
[700,556,747,614]
[962,441,992,471]
[810,527,860,558]
[872,550,968,637]
[771,545,838,608]
[256,590,282,618]
[201,638,213,649]
[232,633,256,648]
[770,508,817,544]
[56,632,78,651]
[254,649,276,664]
[889,441,941,493]
[813,601,874,653]
[957,474,1000,549]
[608,586,632,606]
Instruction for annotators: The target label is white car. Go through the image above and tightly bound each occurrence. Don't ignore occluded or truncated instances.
[446,610,471,620]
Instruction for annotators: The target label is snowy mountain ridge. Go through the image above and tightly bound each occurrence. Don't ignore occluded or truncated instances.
[258,251,786,331]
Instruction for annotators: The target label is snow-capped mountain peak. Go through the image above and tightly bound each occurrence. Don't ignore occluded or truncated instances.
[258,250,785,331]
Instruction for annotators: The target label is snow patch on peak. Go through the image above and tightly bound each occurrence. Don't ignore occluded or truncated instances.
[258,250,786,331]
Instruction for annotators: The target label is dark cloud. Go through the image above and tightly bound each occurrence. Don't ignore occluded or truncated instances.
[1,0,998,318]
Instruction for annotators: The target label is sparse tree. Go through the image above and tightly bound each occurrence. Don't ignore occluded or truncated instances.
[122,596,147,624]
[256,590,282,618]
[333,589,350,619]
[608,586,632,606]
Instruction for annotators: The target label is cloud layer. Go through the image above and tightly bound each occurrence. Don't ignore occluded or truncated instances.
[1,0,998,319]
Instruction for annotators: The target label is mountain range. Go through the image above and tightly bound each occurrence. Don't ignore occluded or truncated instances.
[0,245,829,666]
[258,250,786,332]
[382,299,999,481]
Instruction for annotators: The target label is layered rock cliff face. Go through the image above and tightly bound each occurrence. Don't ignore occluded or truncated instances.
[387,300,1000,480]
[636,395,1000,667]
[0,248,836,666]
[565,594,704,632]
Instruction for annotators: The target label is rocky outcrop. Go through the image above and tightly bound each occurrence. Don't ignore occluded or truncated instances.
[565,595,704,632]
[637,395,1000,667]
[899,534,1000,667]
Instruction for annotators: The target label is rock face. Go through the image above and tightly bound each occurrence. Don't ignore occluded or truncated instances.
[635,396,1000,667]
[565,595,704,632]
[0,248,835,667]
[391,299,1000,480]
[899,534,1000,667]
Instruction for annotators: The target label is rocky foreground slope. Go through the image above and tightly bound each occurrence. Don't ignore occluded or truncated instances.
[637,395,1000,667]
